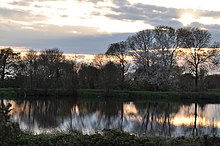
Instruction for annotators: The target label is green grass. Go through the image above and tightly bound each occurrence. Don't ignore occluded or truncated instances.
[2,88,220,102]
[208,89,220,92]
[0,88,17,99]
[78,89,105,98]
[79,89,220,102]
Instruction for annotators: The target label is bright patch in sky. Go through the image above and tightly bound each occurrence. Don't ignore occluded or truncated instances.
[1,0,220,30]
[178,13,195,26]
[129,0,220,26]
[0,0,152,34]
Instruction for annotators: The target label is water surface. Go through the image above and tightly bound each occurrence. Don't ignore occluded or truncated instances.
[3,98,220,137]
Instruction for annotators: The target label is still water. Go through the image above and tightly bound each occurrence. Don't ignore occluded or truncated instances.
[3,98,220,137]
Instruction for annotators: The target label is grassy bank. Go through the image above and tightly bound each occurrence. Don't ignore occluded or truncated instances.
[2,129,220,146]
[0,88,17,99]
[1,88,220,102]
[79,89,220,102]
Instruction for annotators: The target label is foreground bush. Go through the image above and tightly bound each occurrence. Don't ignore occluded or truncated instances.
[1,129,220,146]
[0,123,20,146]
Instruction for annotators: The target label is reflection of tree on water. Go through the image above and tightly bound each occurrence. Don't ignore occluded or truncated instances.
[103,99,120,128]
[181,103,220,137]
[138,102,152,135]
[8,98,220,136]
[162,103,172,136]
[211,117,217,136]
[192,102,217,137]
[135,102,180,136]
[0,99,12,125]
[69,99,123,132]
[193,103,198,136]
[13,98,77,131]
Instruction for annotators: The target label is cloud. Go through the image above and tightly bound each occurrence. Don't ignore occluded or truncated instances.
[99,2,220,29]
[0,7,48,23]
[1,0,220,54]
[0,24,131,54]
[8,1,31,6]
[102,3,182,28]
[0,20,117,53]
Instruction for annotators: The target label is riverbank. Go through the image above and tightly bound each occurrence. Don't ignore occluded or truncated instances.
[0,88,17,99]
[2,128,220,146]
[79,89,220,102]
[1,88,220,102]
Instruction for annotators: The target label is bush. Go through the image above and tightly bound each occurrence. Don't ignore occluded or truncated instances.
[0,123,21,146]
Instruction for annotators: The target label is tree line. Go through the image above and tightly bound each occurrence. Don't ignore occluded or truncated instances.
[0,26,220,92]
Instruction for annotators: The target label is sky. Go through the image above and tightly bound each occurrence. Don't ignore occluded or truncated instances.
[1,0,220,54]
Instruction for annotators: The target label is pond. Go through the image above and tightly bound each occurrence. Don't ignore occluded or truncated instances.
[2,98,220,137]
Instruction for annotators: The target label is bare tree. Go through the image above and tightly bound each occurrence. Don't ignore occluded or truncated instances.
[127,27,181,90]
[92,54,107,69]
[105,41,129,82]
[23,50,38,88]
[153,26,180,89]
[211,41,220,48]
[127,29,154,71]
[177,27,218,90]
[154,26,177,70]
[38,48,65,89]
[126,29,157,89]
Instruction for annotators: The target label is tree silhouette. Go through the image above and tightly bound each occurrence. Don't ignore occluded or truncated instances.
[0,48,20,87]
[106,41,129,83]
[177,27,218,90]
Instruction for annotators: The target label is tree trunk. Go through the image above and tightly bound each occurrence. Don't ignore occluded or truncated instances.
[121,63,125,83]
[195,65,199,91]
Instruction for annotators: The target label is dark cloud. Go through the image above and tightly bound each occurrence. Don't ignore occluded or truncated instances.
[103,3,182,28]
[99,3,220,29]
[0,21,118,53]
[39,33,131,53]
[0,23,131,53]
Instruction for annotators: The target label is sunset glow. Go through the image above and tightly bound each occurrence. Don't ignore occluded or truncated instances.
[178,13,195,26]
[123,102,138,114]
[122,103,220,128]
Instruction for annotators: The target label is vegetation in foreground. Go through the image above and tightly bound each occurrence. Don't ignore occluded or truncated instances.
[1,126,220,146]
[1,98,220,146]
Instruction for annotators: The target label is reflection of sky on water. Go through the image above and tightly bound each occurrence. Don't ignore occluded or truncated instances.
[172,104,220,126]
[4,100,220,136]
